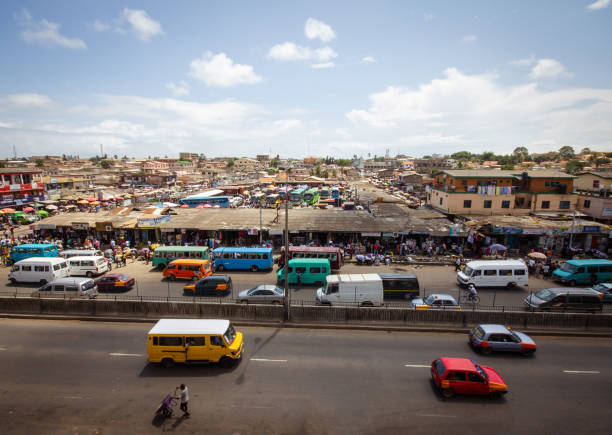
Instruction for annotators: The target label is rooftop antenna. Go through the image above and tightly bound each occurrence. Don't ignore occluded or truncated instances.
[100,143,103,157]
[13,144,17,159]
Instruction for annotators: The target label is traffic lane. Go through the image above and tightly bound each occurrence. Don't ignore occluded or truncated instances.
[0,261,596,308]
[1,320,611,434]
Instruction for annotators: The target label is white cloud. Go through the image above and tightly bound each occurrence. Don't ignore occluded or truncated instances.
[346,67,612,154]
[121,8,163,41]
[189,52,262,87]
[361,56,376,64]
[529,58,569,80]
[267,42,337,68]
[461,35,477,43]
[587,0,610,10]
[509,55,536,67]
[92,20,109,31]
[165,81,190,96]
[18,9,86,50]
[1,93,53,108]
[310,62,335,69]
[304,18,336,42]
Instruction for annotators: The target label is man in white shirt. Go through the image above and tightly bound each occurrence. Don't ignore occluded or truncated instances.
[177,384,190,417]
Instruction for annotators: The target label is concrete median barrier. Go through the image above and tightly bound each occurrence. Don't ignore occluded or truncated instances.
[0,297,611,331]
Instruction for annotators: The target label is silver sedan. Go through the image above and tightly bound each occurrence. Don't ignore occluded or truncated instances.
[237,285,285,304]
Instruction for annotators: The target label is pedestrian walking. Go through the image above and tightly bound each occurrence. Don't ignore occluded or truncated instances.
[455,257,461,272]
[177,384,190,417]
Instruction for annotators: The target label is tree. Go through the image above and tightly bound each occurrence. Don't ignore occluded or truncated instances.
[513,146,529,162]
[269,158,279,167]
[113,154,118,160]
[451,151,471,160]
[226,158,235,168]
[580,147,591,155]
[501,164,515,170]
[558,146,575,159]
[481,151,495,162]
[322,169,329,179]
[336,158,352,167]
[35,159,44,168]
[100,160,111,169]
[565,159,585,174]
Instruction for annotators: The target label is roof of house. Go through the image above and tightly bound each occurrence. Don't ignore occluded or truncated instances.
[436,169,575,179]
[577,171,612,179]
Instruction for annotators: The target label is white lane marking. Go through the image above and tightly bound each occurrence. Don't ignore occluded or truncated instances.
[416,414,457,418]
[405,364,430,368]
[250,358,287,362]
[0,347,6,351]
[563,370,600,374]
[62,396,84,400]
[109,353,142,357]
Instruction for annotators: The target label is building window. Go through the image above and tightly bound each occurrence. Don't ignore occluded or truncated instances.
[593,180,599,188]
[559,201,570,210]
[461,180,467,186]
[583,199,591,208]
[463,200,472,208]
[545,181,560,187]
[541,201,550,209]
[484,200,492,209]
[501,200,510,209]
[439,197,443,205]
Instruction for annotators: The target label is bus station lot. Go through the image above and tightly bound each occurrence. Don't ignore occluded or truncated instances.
[0,260,573,309]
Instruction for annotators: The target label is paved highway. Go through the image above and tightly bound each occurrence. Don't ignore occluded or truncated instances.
[0,260,564,309]
[0,319,609,434]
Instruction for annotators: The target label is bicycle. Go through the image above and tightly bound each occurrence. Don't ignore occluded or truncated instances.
[461,289,480,305]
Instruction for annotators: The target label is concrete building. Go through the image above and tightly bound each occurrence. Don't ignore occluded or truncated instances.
[0,168,45,206]
[428,170,577,216]
[179,152,199,161]
[233,158,259,172]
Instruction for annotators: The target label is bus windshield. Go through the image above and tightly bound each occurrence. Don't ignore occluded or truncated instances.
[224,324,236,345]
[463,266,474,276]
[560,263,578,274]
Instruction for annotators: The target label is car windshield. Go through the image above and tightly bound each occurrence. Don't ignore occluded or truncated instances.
[433,359,446,377]
[560,263,578,273]
[82,280,96,291]
[423,295,436,305]
[473,326,485,339]
[593,284,608,292]
[224,324,236,345]
[535,289,556,301]
[463,266,473,276]
[275,287,284,295]
[474,363,488,381]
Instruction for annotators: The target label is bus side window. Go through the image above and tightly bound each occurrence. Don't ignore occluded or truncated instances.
[152,336,158,346]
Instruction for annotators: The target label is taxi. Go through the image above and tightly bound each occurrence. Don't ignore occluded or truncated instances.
[431,357,508,399]
[96,274,136,292]
[410,294,460,310]
[469,324,536,356]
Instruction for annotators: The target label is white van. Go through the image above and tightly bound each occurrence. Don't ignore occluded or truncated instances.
[32,277,98,299]
[9,257,69,285]
[60,249,103,259]
[67,256,109,277]
[457,260,528,288]
[316,273,383,306]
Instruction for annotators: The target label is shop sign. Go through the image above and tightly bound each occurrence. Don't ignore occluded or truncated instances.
[10,184,20,191]
[161,228,175,233]
[137,215,171,228]
[582,225,601,233]
[361,232,381,237]
[72,222,89,230]
[550,228,569,235]
[492,227,523,234]
[411,230,430,235]
[37,224,56,230]
[522,229,544,235]
[382,233,397,238]
[602,208,612,217]
[398,231,411,235]
[269,230,283,235]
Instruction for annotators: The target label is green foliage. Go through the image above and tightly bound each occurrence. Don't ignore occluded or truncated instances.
[35,159,45,168]
[226,158,235,168]
[451,151,472,160]
[501,163,515,170]
[565,159,585,174]
[558,146,575,159]
[265,168,276,175]
[269,158,279,167]
[100,160,111,169]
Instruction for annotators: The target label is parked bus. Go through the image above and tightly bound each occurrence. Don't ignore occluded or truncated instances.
[278,246,343,271]
[8,243,58,265]
[213,247,273,272]
[320,187,330,200]
[290,187,307,204]
[151,246,210,268]
[266,193,280,207]
[303,188,320,206]
[331,187,340,199]
[277,258,331,285]
[251,192,266,206]
[552,259,612,286]
[179,195,231,208]
[277,188,289,201]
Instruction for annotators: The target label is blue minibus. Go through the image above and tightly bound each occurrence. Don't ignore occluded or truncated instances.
[213,247,274,272]
[8,243,59,265]
[552,259,612,285]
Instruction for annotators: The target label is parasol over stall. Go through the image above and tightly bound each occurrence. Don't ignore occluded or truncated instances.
[527,252,547,260]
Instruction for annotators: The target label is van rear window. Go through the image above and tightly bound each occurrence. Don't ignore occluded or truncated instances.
[514,269,526,275]
[433,359,446,377]
[158,336,182,346]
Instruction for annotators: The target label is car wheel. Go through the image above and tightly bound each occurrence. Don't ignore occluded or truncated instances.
[507,282,516,289]
[441,388,454,399]
[250,265,259,272]
[489,390,502,400]
[272,300,281,305]
[169,274,176,281]
[39,279,47,285]
[220,357,234,368]
[241,300,248,304]
[521,349,534,357]
[161,358,175,368]
[481,346,492,355]
[217,265,225,272]
[10,278,17,285]
[86,272,93,278]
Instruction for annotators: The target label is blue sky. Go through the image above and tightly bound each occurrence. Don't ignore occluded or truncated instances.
[1,0,611,158]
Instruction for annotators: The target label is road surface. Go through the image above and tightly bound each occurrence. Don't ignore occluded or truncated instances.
[0,319,609,434]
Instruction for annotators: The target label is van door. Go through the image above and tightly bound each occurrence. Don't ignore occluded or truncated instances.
[586,266,599,284]
[186,336,208,361]
[573,266,586,284]
[482,269,497,286]
[469,269,482,286]
[208,335,227,362]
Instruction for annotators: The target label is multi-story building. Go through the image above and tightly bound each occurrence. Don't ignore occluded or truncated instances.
[413,158,457,175]
[179,152,199,161]
[142,161,170,173]
[428,170,577,216]
[0,168,45,206]
[575,171,612,223]
[233,158,259,173]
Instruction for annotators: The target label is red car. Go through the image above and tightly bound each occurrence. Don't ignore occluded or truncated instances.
[430,357,508,399]
[96,274,135,292]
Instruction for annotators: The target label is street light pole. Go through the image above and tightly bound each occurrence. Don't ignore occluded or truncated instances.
[259,203,263,245]
[569,209,576,250]
[283,177,290,321]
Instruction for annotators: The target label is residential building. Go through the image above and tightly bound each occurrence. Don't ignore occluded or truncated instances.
[574,171,612,193]
[179,152,199,161]
[413,158,456,174]
[0,168,45,206]
[428,170,577,216]
[256,154,270,162]
[574,171,612,223]
[233,158,259,173]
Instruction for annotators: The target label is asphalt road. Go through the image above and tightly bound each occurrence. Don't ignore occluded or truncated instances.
[0,260,566,309]
[0,319,610,434]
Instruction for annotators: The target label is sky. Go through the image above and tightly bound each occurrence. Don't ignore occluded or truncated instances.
[1,0,611,159]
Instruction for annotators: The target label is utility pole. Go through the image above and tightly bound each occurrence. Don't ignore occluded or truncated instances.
[259,201,263,245]
[569,209,576,250]
[283,173,290,321]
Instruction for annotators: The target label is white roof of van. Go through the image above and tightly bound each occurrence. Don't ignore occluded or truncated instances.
[67,255,105,260]
[326,273,381,283]
[148,319,230,335]
[15,257,66,264]
[465,260,526,267]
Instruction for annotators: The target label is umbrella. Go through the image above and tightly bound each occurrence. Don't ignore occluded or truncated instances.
[195,204,205,209]
[90,201,101,205]
[162,202,178,207]
[45,204,58,210]
[86,197,97,202]
[1,208,16,214]
[180,204,189,208]
[114,196,124,201]
[528,252,547,260]
[489,244,506,251]
[22,206,34,212]
[77,200,89,204]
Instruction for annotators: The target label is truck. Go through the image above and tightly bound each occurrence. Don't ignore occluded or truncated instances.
[316,273,383,306]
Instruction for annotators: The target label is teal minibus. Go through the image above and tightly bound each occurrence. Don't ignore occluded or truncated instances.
[552,259,612,286]
[277,258,331,285]
[8,243,58,265]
